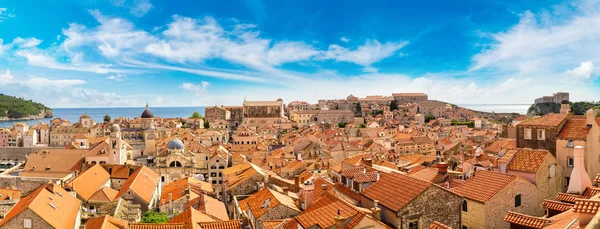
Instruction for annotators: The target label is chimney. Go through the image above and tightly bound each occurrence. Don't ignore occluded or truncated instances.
[371,200,381,220]
[168,193,173,212]
[568,146,593,195]
[586,109,598,128]
[335,209,345,229]
[320,184,328,196]
[376,172,381,181]
[294,175,300,191]
[437,161,449,175]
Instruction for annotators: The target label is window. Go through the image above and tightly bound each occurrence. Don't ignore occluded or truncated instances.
[515,194,522,207]
[161,176,165,182]
[538,129,546,140]
[24,219,32,228]
[549,164,556,178]
[567,157,574,167]
[524,128,532,140]
[408,219,419,229]
[462,226,468,229]
[462,200,468,212]
[567,140,574,148]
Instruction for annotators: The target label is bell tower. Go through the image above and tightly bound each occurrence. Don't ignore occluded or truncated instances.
[560,100,570,114]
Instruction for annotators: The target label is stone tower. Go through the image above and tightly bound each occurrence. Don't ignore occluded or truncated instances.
[560,100,570,115]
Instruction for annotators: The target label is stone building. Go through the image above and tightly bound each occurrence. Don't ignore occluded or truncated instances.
[556,110,600,188]
[498,148,563,215]
[243,99,286,127]
[205,106,231,123]
[153,138,214,186]
[360,172,462,228]
[516,113,568,156]
[50,125,89,147]
[454,171,538,229]
[233,188,301,229]
[534,92,569,104]
[392,93,428,104]
[0,184,82,229]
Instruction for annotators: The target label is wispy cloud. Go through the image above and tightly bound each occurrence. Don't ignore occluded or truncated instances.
[0,8,15,22]
[110,0,153,17]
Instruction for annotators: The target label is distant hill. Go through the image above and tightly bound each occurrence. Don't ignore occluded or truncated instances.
[528,101,600,116]
[0,94,52,119]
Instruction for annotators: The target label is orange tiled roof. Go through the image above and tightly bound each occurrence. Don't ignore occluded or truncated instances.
[197,220,243,229]
[429,221,452,229]
[583,187,600,198]
[542,199,574,212]
[89,186,119,203]
[361,172,431,212]
[238,188,299,219]
[558,118,590,140]
[295,192,361,229]
[85,215,128,229]
[0,184,81,229]
[70,164,111,201]
[556,193,585,203]
[517,113,567,127]
[453,171,517,203]
[484,138,516,154]
[503,211,551,229]
[573,199,600,214]
[543,209,579,229]
[0,188,21,201]
[408,168,443,183]
[117,166,159,203]
[129,223,185,229]
[595,174,600,183]
[507,148,549,173]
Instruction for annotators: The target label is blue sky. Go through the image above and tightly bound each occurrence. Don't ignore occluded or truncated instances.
[0,0,599,108]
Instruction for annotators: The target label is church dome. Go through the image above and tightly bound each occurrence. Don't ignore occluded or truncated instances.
[168,138,185,150]
[141,103,154,118]
[110,124,120,132]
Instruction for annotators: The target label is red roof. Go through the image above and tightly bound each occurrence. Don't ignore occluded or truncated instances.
[503,211,551,229]
[453,171,517,203]
[558,118,590,140]
[361,172,431,212]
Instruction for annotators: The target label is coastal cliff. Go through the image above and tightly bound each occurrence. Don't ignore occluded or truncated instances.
[0,94,53,122]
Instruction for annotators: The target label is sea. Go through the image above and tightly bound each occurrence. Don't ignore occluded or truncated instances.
[0,104,531,128]
[0,106,206,128]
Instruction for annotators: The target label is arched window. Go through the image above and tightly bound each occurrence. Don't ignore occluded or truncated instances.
[462,200,468,212]
[169,161,182,167]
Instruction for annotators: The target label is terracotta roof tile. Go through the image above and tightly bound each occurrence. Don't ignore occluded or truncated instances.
[517,114,568,127]
[85,215,128,229]
[583,187,600,198]
[295,193,360,229]
[408,168,443,182]
[0,184,81,229]
[556,193,585,203]
[70,164,111,201]
[596,174,600,183]
[197,220,243,229]
[352,173,379,183]
[558,118,590,140]
[503,211,551,229]
[453,171,517,203]
[484,138,516,154]
[88,186,119,203]
[117,166,159,203]
[542,199,574,212]
[429,221,452,229]
[129,223,185,229]
[543,209,579,229]
[238,188,299,219]
[0,188,21,201]
[573,199,600,214]
[361,172,430,212]
[507,148,549,173]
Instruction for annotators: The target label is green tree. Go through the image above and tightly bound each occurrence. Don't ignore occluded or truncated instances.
[204,120,210,129]
[390,100,398,111]
[191,112,202,118]
[103,115,111,123]
[374,109,384,115]
[355,102,362,116]
[140,212,169,224]
[424,114,436,123]
[359,123,367,128]
[338,122,347,128]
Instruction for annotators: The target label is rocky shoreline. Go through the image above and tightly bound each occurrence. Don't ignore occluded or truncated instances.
[0,109,53,122]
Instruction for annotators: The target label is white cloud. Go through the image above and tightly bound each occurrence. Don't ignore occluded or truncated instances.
[0,8,15,22]
[471,6,600,75]
[106,74,126,81]
[180,82,210,96]
[340,37,349,43]
[0,69,85,88]
[155,96,165,104]
[130,0,153,17]
[110,0,153,17]
[564,61,595,79]
[69,88,136,107]
[322,40,409,68]
[15,49,130,74]
[12,37,42,48]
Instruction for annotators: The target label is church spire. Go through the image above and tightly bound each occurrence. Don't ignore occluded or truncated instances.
[145,102,149,110]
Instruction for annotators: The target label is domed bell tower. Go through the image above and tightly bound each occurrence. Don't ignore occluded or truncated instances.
[560,100,570,115]
[109,124,125,164]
